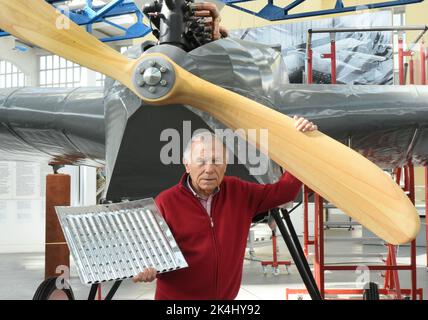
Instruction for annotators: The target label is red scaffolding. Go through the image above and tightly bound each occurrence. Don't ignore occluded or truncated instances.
[287,26,428,300]
[260,229,291,275]
[287,164,423,300]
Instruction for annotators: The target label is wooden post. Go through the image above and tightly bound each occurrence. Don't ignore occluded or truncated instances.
[45,173,70,279]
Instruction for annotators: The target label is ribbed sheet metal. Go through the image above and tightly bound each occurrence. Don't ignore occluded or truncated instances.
[56,198,187,285]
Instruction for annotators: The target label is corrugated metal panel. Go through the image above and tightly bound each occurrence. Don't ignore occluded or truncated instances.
[56,198,187,284]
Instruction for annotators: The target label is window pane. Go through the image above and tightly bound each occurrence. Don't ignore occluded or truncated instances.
[12,74,18,87]
[67,68,73,82]
[53,69,59,84]
[12,65,17,73]
[6,62,11,74]
[60,68,66,82]
[40,71,46,85]
[74,68,80,82]
[53,55,59,69]
[47,70,52,84]
[67,60,73,68]
[6,74,12,87]
[60,57,66,68]
[40,56,46,70]
[0,61,5,74]
[0,75,5,88]
[19,73,24,86]
[79,67,87,86]
[46,55,52,69]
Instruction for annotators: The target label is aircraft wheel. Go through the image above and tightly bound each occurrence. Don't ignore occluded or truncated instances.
[33,277,75,300]
[363,282,379,300]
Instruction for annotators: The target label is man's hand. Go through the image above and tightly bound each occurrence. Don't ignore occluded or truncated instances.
[132,267,157,283]
[293,115,318,132]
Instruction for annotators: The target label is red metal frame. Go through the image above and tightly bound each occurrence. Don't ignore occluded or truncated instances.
[421,41,427,85]
[319,35,337,84]
[426,166,428,267]
[306,34,337,84]
[307,47,313,84]
[299,28,427,300]
[422,42,428,268]
[398,36,405,85]
[383,244,402,299]
[260,230,291,272]
[285,288,423,300]
[303,185,314,256]
[398,36,415,85]
[409,58,415,84]
[290,163,421,300]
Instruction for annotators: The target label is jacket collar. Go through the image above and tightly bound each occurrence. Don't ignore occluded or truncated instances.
[178,172,221,198]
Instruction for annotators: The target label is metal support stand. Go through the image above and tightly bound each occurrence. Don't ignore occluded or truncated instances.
[271,208,322,300]
[88,283,99,300]
[105,280,123,300]
[260,229,291,275]
[87,281,122,300]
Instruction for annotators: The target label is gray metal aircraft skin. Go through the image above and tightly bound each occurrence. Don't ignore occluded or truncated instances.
[1,38,428,200]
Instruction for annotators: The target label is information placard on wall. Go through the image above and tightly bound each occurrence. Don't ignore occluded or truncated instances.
[0,161,51,253]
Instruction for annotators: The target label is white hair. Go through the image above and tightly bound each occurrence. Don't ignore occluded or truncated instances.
[183,131,228,163]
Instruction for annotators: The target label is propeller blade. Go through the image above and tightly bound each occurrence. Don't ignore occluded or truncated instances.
[0,0,134,88]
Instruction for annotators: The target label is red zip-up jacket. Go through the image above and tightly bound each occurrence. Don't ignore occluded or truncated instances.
[154,171,302,300]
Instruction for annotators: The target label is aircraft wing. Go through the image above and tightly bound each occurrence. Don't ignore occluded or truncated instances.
[0,87,105,167]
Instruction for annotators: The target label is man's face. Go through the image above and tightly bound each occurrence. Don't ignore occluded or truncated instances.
[184,138,227,197]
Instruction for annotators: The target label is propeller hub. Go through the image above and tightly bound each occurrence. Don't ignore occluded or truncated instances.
[132,56,176,100]
[143,67,162,85]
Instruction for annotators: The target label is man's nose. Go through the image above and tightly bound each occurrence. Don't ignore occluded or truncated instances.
[204,163,215,173]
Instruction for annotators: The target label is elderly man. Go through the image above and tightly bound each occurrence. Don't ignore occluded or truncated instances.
[133,116,318,299]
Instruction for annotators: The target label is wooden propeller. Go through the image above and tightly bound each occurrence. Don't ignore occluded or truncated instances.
[0,0,420,244]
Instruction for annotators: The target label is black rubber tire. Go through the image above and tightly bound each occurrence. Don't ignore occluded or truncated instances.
[363,282,380,300]
[33,277,75,300]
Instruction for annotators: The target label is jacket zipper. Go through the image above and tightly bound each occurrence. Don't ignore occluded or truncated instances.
[198,200,219,299]
[200,201,219,299]
[210,197,219,299]
[181,186,219,298]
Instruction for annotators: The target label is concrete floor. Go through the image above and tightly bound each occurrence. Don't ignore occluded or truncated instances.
[0,226,427,300]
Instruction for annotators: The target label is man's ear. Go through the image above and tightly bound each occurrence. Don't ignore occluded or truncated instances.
[222,164,227,174]
[184,160,191,174]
